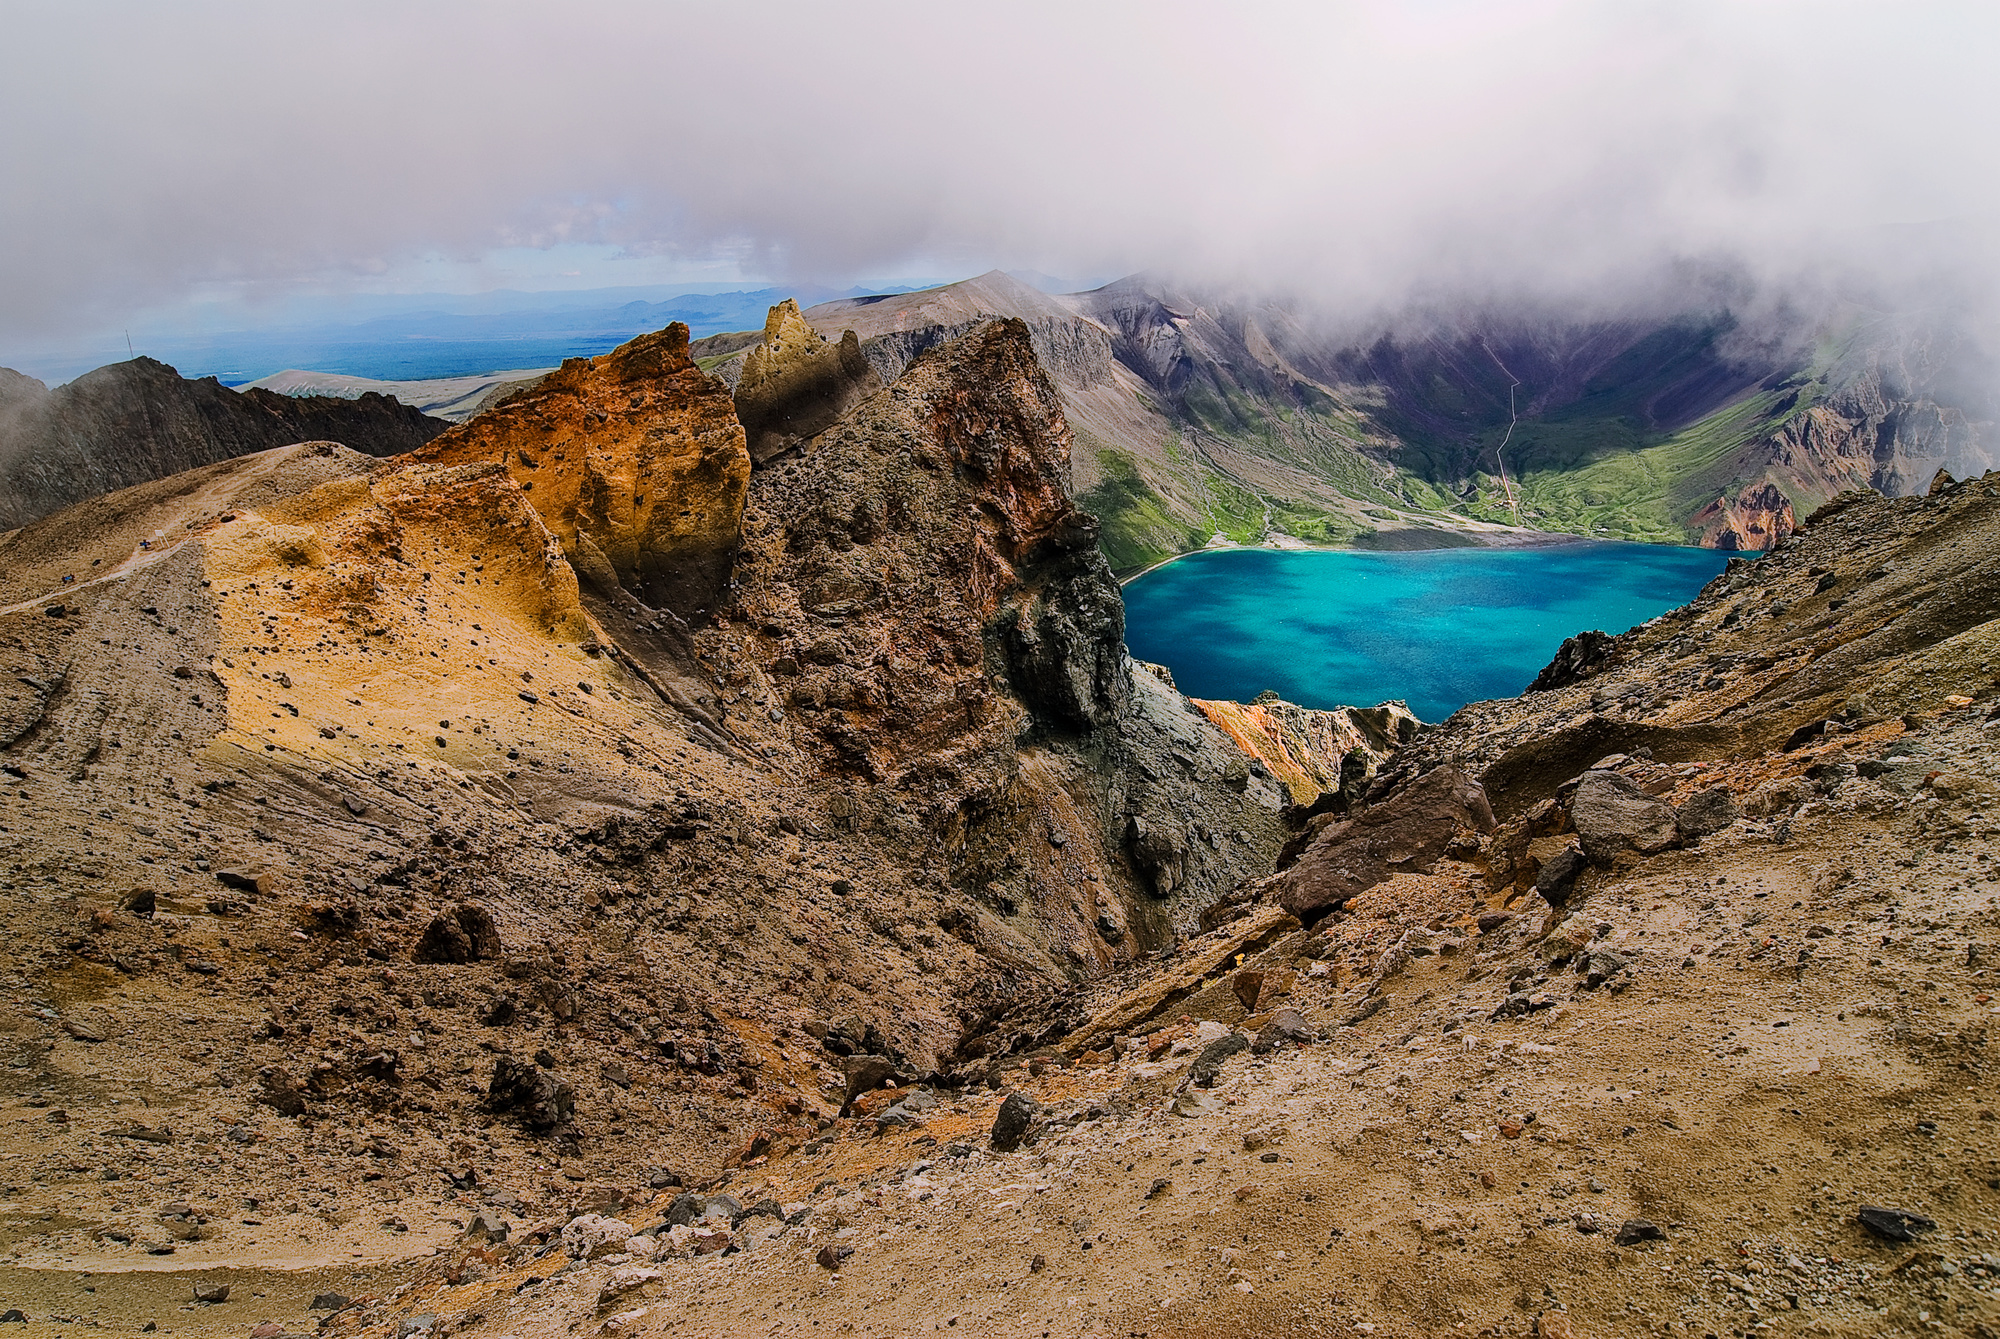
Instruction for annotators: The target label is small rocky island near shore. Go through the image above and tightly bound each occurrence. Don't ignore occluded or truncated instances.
[1,298,1996,1338]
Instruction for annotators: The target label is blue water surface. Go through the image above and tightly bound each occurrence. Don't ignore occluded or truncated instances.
[1121,542,1735,722]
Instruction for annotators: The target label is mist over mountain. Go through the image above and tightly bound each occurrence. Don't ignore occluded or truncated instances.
[764,270,1998,562]
[3,4,1996,361]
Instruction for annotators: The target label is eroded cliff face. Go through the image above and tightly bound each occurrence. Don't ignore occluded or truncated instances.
[410,324,751,616]
[1688,479,1797,550]
[0,314,1291,1295]
[714,317,1286,970]
[1187,692,1421,806]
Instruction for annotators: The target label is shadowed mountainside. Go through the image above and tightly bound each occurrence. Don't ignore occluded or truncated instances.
[0,356,448,530]
[787,277,2000,568]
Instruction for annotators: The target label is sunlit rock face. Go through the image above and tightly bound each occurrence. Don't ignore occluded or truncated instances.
[410,322,751,617]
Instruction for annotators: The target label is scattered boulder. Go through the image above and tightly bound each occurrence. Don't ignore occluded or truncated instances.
[1251,1008,1313,1055]
[487,1056,574,1130]
[990,1092,1041,1152]
[1858,1205,1936,1242]
[1270,766,1497,919]
[1534,846,1585,908]
[464,1210,509,1243]
[661,1193,709,1229]
[213,868,270,895]
[191,1283,230,1303]
[1613,1217,1665,1246]
[1675,785,1739,837]
[1570,770,1678,862]
[561,1213,635,1261]
[1191,1032,1250,1088]
[1126,815,1189,899]
[1743,775,1817,818]
[1578,948,1629,989]
[412,902,504,964]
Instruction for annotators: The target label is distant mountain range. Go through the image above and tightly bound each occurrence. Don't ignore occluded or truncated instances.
[0,358,445,529]
[781,272,1999,565]
[9,272,1993,562]
[8,284,927,388]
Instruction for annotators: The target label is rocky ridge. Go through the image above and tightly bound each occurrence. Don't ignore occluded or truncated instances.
[0,313,1291,1330]
[0,317,1994,1338]
[0,356,448,530]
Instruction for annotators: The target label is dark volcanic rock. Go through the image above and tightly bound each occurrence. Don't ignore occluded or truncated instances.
[1528,629,1616,691]
[1675,785,1740,837]
[412,903,503,964]
[1268,767,1496,918]
[1534,846,1586,908]
[1190,1032,1249,1087]
[990,1091,1040,1152]
[0,357,445,529]
[487,1056,574,1130]
[1571,770,1679,862]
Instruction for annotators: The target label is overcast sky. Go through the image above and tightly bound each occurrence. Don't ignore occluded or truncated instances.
[3,0,1996,346]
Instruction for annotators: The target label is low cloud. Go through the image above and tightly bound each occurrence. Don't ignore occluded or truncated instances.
[3,1,1996,345]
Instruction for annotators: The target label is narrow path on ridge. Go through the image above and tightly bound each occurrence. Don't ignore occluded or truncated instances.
[1482,341,1526,525]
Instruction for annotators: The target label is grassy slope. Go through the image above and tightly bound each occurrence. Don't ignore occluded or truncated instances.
[1080,319,1855,564]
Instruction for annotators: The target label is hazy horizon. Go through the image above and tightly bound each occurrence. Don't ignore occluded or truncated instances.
[5,2,1998,367]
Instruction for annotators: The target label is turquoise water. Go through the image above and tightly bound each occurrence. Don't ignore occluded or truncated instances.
[1121,542,1735,722]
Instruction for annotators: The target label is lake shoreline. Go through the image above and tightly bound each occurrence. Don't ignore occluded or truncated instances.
[1118,526,1590,587]
[1121,540,1735,720]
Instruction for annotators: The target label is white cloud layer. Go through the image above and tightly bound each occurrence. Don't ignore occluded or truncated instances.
[3,0,1997,342]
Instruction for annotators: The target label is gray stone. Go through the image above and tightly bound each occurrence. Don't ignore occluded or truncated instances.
[1613,1217,1664,1246]
[487,1056,573,1130]
[661,1193,708,1228]
[1570,770,1679,862]
[1534,846,1585,908]
[1190,1032,1249,1088]
[1271,767,1496,918]
[464,1210,509,1243]
[1675,785,1739,837]
[1251,1008,1314,1055]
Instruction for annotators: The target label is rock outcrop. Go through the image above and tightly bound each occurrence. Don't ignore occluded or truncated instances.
[1687,480,1797,550]
[409,324,751,616]
[1263,766,1496,919]
[0,356,447,530]
[1188,693,1420,805]
[731,299,882,465]
[721,316,1288,965]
